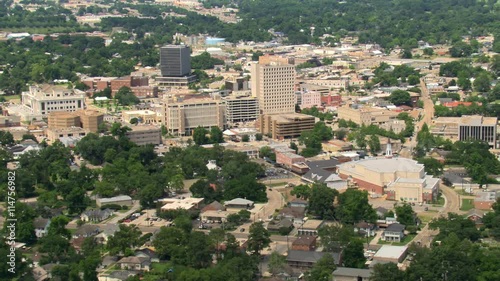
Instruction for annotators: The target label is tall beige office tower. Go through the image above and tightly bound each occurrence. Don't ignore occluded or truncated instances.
[251,55,296,115]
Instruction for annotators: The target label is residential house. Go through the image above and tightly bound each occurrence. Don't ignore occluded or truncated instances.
[100,255,118,270]
[80,209,113,222]
[474,191,499,210]
[466,209,485,228]
[428,148,451,164]
[98,270,139,281]
[382,223,405,243]
[224,198,254,210]
[267,218,293,234]
[354,222,377,237]
[31,253,46,268]
[289,199,308,208]
[33,218,50,238]
[286,250,341,269]
[291,236,317,251]
[375,207,389,219]
[279,206,306,225]
[8,144,42,159]
[96,224,120,244]
[33,266,49,281]
[201,201,225,213]
[298,219,324,236]
[70,237,86,254]
[117,256,151,271]
[332,267,373,281]
[73,225,100,238]
[33,263,57,281]
[135,248,160,263]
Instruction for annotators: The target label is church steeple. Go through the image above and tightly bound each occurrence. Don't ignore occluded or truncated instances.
[385,138,393,158]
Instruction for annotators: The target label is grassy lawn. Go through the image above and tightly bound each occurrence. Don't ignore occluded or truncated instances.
[3,95,21,101]
[460,199,474,211]
[418,214,435,224]
[378,234,417,246]
[431,196,445,207]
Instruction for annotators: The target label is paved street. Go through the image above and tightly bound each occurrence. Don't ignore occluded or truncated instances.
[411,183,462,247]
[400,78,434,158]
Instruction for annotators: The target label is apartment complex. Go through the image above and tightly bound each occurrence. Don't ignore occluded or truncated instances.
[21,85,85,118]
[258,113,315,140]
[224,92,259,124]
[432,115,497,148]
[338,157,439,203]
[337,105,399,126]
[251,56,296,115]
[125,125,162,146]
[162,97,226,136]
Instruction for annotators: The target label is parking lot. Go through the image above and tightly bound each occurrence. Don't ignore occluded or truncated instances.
[264,167,294,180]
[121,209,171,227]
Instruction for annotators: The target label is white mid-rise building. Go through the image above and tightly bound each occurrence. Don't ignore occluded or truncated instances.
[224,91,259,124]
[251,56,296,115]
[21,84,85,119]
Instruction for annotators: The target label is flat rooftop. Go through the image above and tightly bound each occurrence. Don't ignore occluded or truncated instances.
[128,125,161,132]
[340,157,424,174]
[460,115,497,126]
[269,113,315,122]
[301,219,324,230]
[374,245,408,260]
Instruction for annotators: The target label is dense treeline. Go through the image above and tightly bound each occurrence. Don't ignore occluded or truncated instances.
[0,4,81,30]
[236,0,500,47]
[98,3,271,43]
[0,35,158,94]
[372,212,500,281]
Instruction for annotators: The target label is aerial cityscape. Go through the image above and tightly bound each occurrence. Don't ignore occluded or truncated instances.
[0,0,500,280]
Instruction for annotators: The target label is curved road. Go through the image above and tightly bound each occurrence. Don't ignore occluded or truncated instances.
[412,184,461,247]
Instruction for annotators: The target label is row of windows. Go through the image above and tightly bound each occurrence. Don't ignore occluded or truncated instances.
[400,197,418,201]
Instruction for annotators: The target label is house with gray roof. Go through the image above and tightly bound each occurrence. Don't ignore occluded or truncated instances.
[382,223,405,242]
[80,209,113,222]
[33,218,50,239]
[73,225,100,238]
[96,195,132,207]
[332,267,373,281]
[286,250,341,269]
[224,198,254,209]
[302,159,347,190]
[117,256,151,271]
[98,270,139,281]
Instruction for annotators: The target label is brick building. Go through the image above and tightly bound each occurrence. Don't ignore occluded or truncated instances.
[110,76,158,99]
[275,151,305,168]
